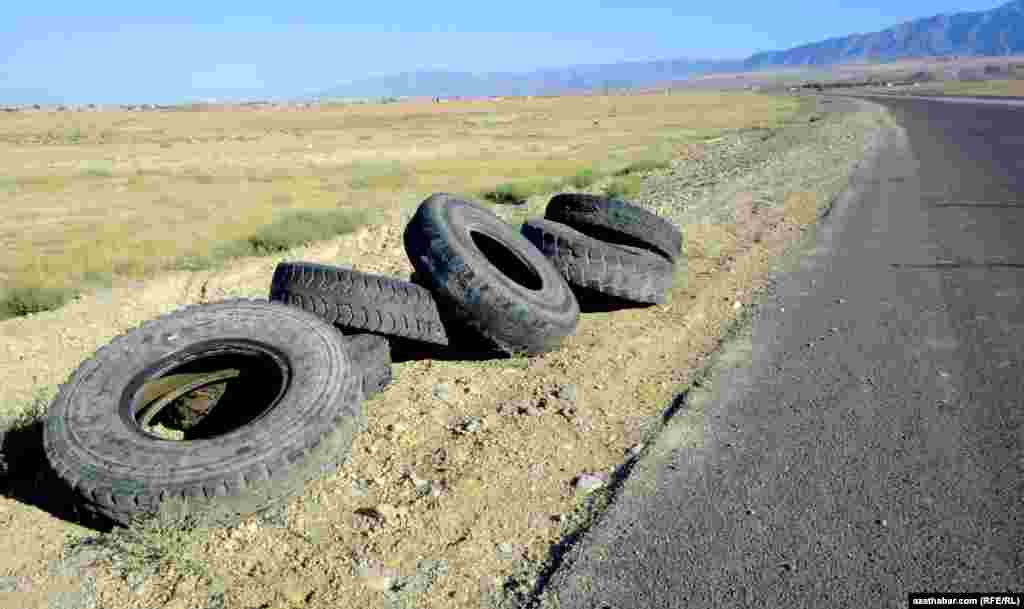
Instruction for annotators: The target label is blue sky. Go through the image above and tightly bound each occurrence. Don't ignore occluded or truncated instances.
[0,0,1010,104]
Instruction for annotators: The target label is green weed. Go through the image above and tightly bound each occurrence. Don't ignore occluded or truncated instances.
[0,285,79,320]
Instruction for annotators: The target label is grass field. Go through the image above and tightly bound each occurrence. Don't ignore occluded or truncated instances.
[0,91,799,315]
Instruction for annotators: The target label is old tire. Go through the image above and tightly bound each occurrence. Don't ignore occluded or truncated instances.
[522,218,674,304]
[545,193,683,262]
[345,333,392,399]
[43,299,367,526]
[269,261,448,346]
[403,193,579,355]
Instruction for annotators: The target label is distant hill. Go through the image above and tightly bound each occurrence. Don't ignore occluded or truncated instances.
[313,58,744,100]
[316,0,1024,100]
[745,0,1024,69]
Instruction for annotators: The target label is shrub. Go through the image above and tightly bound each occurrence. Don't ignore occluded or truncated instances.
[603,175,642,199]
[568,168,599,189]
[482,177,562,205]
[0,285,79,320]
[173,208,369,271]
[614,157,671,176]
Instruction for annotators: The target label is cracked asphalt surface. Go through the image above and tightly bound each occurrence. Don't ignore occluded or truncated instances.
[540,97,1024,608]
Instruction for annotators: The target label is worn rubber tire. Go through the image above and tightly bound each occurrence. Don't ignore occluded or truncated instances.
[521,218,674,304]
[269,261,448,346]
[403,193,579,355]
[545,193,683,262]
[43,299,366,526]
[345,334,392,399]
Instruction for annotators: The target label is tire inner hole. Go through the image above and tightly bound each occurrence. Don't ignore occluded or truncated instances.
[134,349,286,441]
[471,230,543,291]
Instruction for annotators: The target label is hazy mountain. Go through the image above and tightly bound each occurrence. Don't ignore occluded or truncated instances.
[317,0,1024,99]
[745,0,1024,69]
[313,58,744,100]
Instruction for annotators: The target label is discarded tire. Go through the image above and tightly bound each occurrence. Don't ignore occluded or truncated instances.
[345,333,392,399]
[545,193,683,262]
[43,299,368,525]
[522,218,674,304]
[404,193,579,355]
[269,261,448,346]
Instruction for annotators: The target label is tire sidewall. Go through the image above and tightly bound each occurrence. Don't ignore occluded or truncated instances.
[44,301,359,503]
[406,194,579,351]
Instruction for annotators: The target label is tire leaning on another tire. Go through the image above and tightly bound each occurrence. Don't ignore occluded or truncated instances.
[521,218,675,304]
[43,299,369,526]
[403,193,580,355]
[269,262,448,346]
[545,193,683,263]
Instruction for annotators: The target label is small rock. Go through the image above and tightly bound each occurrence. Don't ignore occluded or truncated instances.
[574,474,605,494]
[835,298,846,304]
[496,542,515,558]
[556,384,578,403]
[351,479,370,498]
[733,301,742,310]
[459,417,483,434]
[432,383,451,401]
[517,403,540,417]
[627,443,645,457]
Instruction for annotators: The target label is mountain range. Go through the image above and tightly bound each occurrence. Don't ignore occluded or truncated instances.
[317,0,1024,99]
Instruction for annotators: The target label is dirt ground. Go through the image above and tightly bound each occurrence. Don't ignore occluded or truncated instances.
[0,98,891,609]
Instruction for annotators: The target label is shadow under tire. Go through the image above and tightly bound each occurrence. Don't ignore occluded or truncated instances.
[269,261,448,346]
[43,299,367,526]
[345,333,393,399]
[522,218,675,304]
[403,193,579,355]
[545,193,683,263]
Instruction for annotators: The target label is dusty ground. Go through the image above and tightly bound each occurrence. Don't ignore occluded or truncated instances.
[0,98,891,609]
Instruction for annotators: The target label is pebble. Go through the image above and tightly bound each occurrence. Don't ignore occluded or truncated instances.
[496,542,515,558]
[627,443,646,457]
[460,417,483,434]
[432,383,451,401]
[351,479,370,498]
[517,403,540,417]
[574,474,606,493]
[556,383,578,403]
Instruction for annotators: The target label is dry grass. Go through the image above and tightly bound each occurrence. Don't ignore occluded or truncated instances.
[0,91,798,307]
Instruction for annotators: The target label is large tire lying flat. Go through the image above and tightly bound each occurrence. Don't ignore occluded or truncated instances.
[522,218,674,304]
[545,193,683,262]
[345,333,392,399]
[403,193,579,355]
[43,300,367,526]
[269,262,448,346]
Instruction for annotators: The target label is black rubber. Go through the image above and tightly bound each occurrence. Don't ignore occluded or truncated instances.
[345,333,392,399]
[43,299,367,526]
[545,193,683,262]
[403,193,579,355]
[269,261,448,346]
[522,218,675,304]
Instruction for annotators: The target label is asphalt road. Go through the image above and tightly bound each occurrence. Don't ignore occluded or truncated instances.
[540,97,1024,608]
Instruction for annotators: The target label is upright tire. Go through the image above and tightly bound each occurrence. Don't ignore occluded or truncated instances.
[43,299,367,526]
[269,262,448,346]
[403,193,579,355]
[545,193,683,262]
[522,218,674,304]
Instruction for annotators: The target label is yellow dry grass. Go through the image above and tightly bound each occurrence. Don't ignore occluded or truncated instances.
[0,92,797,290]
